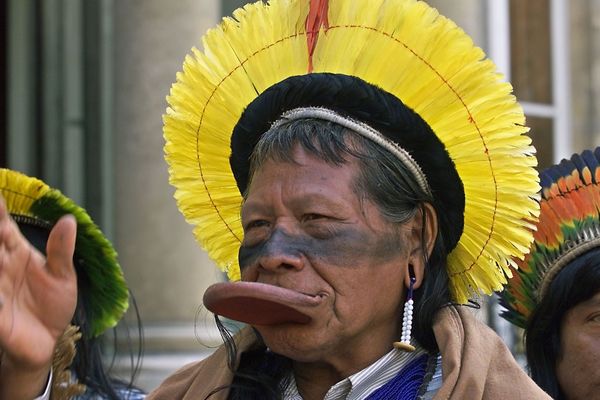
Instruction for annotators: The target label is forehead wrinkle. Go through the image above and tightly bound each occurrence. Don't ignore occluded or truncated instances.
[240,199,271,222]
[287,190,354,213]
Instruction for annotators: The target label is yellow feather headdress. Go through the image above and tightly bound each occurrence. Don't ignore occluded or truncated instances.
[164,0,540,303]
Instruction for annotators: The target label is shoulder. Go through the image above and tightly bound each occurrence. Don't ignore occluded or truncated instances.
[77,387,146,400]
[146,327,260,400]
[432,306,551,399]
[433,305,518,365]
[433,305,503,345]
[145,350,229,399]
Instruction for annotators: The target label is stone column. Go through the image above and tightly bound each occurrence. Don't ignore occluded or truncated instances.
[570,0,600,150]
[113,0,222,391]
[593,1,600,145]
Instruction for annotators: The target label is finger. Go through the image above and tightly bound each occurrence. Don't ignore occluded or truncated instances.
[0,199,24,252]
[0,194,7,220]
[0,195,10,242]
[46,215,77,278]
[0,197,9,305]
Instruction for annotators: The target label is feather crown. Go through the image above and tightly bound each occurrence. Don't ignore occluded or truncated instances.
[0,168,129,337]
[164,0,540,303]
[500,148,600,328]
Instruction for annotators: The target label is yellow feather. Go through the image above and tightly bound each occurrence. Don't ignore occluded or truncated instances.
[163,0,540,301]
[0,169,51,216]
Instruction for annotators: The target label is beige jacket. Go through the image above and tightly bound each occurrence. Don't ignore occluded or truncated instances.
[147,307,550,399]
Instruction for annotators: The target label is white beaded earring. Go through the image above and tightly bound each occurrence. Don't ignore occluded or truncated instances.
[393,275,416,352]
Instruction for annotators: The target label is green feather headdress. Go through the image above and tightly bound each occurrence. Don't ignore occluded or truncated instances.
[500,148,600,328]
[0,168,129,337]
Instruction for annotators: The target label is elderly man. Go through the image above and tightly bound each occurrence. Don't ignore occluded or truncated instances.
[2,0,549,399]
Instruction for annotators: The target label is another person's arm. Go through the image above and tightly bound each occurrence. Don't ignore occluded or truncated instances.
[0,196,77,400]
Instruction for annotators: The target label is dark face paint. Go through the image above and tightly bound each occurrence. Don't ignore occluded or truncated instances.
[239,223,405,273]
[233,148,415,370]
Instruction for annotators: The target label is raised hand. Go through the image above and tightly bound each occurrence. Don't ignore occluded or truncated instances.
[0,195,78,399]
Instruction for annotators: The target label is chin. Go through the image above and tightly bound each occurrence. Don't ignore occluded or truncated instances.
[257,325,333,362]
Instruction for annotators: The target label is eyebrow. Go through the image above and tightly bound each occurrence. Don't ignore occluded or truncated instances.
[288,192,349,210]
[578,293,600,311]
[240,201,271,220]
[241,192,351,218]
[587,293,600,307]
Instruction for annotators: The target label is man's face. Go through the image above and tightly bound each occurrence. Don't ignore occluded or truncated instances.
[556,292,600,400]
[239,146,416,370]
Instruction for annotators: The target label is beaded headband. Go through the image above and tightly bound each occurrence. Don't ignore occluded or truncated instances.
[271,107,432,196]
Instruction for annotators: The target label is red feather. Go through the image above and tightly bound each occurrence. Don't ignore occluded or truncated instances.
[305,0,329,73]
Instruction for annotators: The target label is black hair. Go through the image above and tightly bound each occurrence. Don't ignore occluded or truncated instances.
[204,317,290,400]
[525,247,600,399]
[71,285,144,399]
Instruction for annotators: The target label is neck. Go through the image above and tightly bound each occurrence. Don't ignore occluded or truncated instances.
[292,339,396,400]
[293,362,343,400]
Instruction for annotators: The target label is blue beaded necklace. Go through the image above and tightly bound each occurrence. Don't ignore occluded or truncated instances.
[364,354,431,400]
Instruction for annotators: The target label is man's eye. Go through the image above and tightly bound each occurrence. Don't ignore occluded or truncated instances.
[303,213,327,222]
[244,220,270,231]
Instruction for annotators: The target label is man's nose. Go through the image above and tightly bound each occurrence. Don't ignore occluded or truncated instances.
[258,229,305,273]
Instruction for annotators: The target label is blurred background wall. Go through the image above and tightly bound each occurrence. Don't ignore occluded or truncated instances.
[2,0,599,392]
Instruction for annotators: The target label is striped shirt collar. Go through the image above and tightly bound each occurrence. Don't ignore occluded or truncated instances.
[283,344,427,400]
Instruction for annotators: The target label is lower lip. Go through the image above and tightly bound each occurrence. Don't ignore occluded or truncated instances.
[203,282,324,325]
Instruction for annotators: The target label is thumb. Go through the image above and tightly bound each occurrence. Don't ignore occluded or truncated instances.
[46,215,77,277]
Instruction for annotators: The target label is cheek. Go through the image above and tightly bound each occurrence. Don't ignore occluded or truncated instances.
[311,229,408,302]
[309,227,406,268]
[561,328,597,361]
[556,329,600,396]
[319,244,408,319]
[240,266,257,281]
